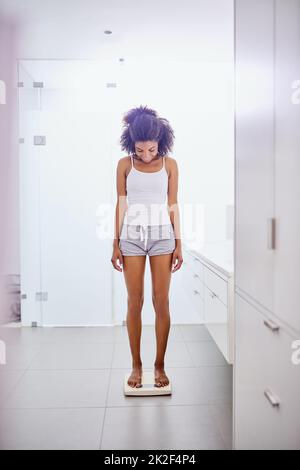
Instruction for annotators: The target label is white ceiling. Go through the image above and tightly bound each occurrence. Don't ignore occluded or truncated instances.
[0,0,234,62]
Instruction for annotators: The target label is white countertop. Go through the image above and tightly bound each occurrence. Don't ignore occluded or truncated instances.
[183,239,234,277]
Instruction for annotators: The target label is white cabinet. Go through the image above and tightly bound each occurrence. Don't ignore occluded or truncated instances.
[181,249,205,323]
[235,0,300,334]
[234,293,300,450]
[204,265,234,364]
[273,0,300,333]
[235,0,275,312]
[204,267,228,306]
[234,0,300,450]
[183,244,234,363]
[204,286,228,361]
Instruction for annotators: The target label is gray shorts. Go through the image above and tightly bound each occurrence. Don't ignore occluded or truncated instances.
[119,224,176,257]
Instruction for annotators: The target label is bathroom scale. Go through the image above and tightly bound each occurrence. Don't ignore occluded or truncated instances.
[124,371,172,396]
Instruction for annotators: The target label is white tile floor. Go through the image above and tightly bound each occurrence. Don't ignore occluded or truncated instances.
[0,324,232,450]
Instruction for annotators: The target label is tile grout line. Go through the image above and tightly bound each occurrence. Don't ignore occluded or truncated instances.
[1,402,233,411]
[98,331,119,450]
[207,404,233,450]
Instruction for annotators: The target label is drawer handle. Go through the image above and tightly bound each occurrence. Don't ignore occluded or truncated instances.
[267,218,276,250]
[210,291,217,299]
[193,273,199,278]
[193,289,200,295]
[264,388,280,408]
[263,319,280,332]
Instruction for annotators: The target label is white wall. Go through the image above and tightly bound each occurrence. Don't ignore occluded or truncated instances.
[110,58,235,246]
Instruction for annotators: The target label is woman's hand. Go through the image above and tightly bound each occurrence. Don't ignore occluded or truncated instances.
[171,247,183,273]
[111,246,123,272]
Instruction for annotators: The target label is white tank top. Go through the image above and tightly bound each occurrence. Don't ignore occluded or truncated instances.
[123,154,171,228]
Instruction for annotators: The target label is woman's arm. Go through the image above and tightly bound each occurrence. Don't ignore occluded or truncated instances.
[113,158,128,248]
[167,157,182,250]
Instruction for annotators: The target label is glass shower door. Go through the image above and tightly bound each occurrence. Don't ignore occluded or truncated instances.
[18,60,113,326]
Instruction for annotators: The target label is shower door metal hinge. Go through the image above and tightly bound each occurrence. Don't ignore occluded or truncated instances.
[31,321,38,328]
[122,320,127,326]
[34,135,46,146]
[19,137,25,144]
[17,81,24,88]
[106,82,117,88]
[35,292,48,302]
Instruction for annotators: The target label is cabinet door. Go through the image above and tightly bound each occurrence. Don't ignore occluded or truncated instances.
[273,0,300,333]
[204,285,229,362]
[234,294,300,450]
[235,0,274,310]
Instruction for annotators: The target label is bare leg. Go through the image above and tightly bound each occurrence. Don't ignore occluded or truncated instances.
[122,255,146,387]
[149,253,173,387]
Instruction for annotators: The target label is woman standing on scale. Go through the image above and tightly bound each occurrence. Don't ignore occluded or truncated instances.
[111,105,183,389]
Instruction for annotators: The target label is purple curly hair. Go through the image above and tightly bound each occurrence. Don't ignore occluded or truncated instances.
[120,105,175,157]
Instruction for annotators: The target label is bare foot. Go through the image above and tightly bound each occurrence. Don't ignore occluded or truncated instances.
[127,364,143,388]
[154,364,169,387]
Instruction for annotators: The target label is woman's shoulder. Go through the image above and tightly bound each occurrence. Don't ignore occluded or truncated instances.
[164,155,176,164]
[118,155,131,164]
[164,155,177,173]
[117,156,132,177]
[117,155,132,168]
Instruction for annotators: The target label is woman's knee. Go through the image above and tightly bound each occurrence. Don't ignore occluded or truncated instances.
[127,292,144,310]
[152,291,169,309]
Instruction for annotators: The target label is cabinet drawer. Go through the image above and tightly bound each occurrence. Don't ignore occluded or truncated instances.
[204,267,228,306]
[182,261,197,290]
[182,248,196,268]
[191,269,203,286]
[182,258,204,300]
[181,262,204,317]
[182,270,204,302]
[191,289,204,317]
[192,275,204,301]
[192,257,204,281]
[204,286,229,361]
[183,249,204,284]
[205,286,228,324]
[235,294,300,450]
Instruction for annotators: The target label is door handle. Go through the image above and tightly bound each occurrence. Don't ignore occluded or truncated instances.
[264,388,280,408]
[263,319,280,332]
[267,218,276,250]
